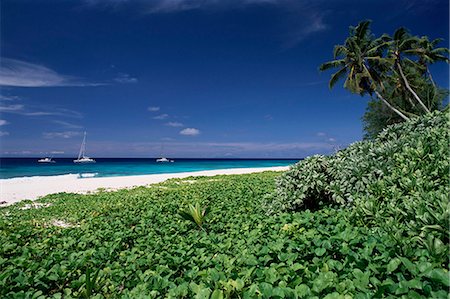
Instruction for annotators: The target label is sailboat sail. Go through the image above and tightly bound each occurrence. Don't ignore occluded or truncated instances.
[74,132,96,163]
[78,133,86,159]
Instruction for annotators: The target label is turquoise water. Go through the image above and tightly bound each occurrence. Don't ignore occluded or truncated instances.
[0,158,299,179]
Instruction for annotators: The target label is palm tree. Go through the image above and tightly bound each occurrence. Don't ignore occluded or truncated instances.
[405,36,450,89]
[320,21,410,121]
[388,28,430,113]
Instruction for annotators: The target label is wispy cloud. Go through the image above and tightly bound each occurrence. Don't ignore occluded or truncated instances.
[153,113,169,120]
[180,128,200,136]
[0,131,9,137]
[148,106,160,112]
[85,0,282,13]
[0,104,24,112]
[43,131,83,139]
[114,73,138,83]
[0,103,83,118]
[282,11,328,48]
[0,58,102,87]
[0,120,9,126]
[0,94,21,101]
[52,120,83,129]
[166,121,184,127]
[24,109,82,118]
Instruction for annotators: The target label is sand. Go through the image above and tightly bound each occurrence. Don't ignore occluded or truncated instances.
[0,166,289,206]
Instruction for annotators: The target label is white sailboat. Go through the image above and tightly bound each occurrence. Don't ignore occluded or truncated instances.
[38,157,56,163]
[156,144,174,163]
[73,132,96,163]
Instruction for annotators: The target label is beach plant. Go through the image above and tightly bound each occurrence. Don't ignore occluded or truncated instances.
[81,265,100,298]
[269,110,448,212]
[179,202,209,229]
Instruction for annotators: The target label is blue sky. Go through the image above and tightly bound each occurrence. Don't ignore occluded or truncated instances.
[0,0,448,158]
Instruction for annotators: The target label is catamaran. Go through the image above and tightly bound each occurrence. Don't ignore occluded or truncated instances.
[74,132,96,163]
[38,157,56,163]
[156,144,174,162]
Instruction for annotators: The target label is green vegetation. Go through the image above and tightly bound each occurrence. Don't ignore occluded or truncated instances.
[179,203,210,230]
[1,113,449,298]
[320,21,449,138]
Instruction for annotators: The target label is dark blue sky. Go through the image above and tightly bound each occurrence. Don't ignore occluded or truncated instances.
[1,0,448,158]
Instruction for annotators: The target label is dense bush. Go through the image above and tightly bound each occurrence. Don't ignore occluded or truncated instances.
[269,111,449,211]
[264,155,332,214]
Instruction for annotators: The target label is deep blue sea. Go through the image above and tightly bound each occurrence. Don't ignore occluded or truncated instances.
[0,158,299,179]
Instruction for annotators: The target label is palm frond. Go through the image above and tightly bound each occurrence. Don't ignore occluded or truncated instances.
[319,59,345,71]
[333,45,348,58]
[179,203,209,229]
[355,20,372,42]
[329,67,347,89]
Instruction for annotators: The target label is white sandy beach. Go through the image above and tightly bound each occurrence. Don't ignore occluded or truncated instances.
[0,166,289,205]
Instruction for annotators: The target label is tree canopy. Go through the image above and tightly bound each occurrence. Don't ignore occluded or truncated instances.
[320,20,449,138]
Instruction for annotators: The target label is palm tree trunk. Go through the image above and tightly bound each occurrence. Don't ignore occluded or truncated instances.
[396,61,431,113]
[374,90,410,121]
[426,66,437,89]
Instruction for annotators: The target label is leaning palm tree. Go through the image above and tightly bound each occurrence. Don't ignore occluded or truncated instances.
[320,20,410,121]
[388,28,430,113]
[404,36,450,89]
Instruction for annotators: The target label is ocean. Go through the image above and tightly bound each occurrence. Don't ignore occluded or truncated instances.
[0,158,299,179]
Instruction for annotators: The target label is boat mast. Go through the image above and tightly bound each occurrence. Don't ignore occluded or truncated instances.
[78,132,86,159]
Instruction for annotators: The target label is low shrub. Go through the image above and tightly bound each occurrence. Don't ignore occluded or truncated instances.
[268,111,449,213]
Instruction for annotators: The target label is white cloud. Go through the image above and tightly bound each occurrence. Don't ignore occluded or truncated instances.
[0,95,21,101]
[0,58,102,87]
[165,121,183,127]
[0,120,9,126]
[53,120,83,129]
[43,131,82,139]
[148,106,160,112]
[50,151,65,154]
[1,104,83,118]
[24,112,58,116]
[0,131,9,137]
[180,128,200,136]
[0,104,24,112]
[264,114,273,121]
[282,12,328,48]
[114,73,138,83]
[153,114,169,120]
[316,132,326,137]
[328,137,336,142]
[85,0,282,13]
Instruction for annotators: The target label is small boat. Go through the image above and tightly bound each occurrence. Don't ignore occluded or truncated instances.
[74,132,96,164]
[38,157,56,163]
[156,157,170,163]
[155,144,174,162]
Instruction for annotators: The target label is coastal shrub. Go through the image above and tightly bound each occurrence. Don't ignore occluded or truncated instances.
[267,155,332,213]
[268,111,449,213]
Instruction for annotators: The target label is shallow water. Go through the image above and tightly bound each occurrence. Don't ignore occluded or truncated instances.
[0,158,299,179]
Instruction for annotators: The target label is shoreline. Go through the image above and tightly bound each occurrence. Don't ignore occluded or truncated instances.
[0,166,290,206]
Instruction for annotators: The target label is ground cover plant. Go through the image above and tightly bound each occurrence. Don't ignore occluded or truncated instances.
[1,113,449,298]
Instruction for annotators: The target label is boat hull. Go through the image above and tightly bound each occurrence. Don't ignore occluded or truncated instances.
[73,159,96,163]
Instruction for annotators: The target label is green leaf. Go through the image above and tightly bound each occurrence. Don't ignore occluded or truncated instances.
[426,269,450,287]
[315,248,326,256]
[387,258,401,273]
[211,289,224,299]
